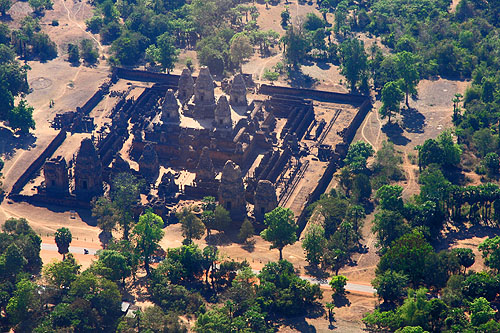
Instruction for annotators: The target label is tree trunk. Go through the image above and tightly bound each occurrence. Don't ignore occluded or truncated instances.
[405,91,410,108]
[279,248,283,260]
[145,256,150,275]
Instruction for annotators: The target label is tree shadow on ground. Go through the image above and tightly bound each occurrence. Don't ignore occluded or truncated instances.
[287,67,317,89]
[241,238,256,252]
[435,224,500,251]
[401,107,425,133]
[304,265,330,280]
[382,122,410,146]
[280,303,325,332]
[333,293,351,308]
[0,127,36,158]
[315,60,331,71]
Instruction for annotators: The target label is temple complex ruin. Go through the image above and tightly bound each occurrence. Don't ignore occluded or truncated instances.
[9,66,371,228]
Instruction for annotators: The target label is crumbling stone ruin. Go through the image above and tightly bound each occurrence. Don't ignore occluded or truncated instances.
[177,68,194,104]
[74,138,103,198]
[218,160,246,220]
[157,171,179,200]
[195,147,216,183]
[43,156,69,194]
[20,67,370,228]
[254,180,277,221]
[193,67,216,118]
[161,89,180,123]
[230,74,248,107]
[139,143,159,180]
[214,96,232,129]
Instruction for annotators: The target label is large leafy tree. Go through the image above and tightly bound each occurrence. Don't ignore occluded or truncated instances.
[302,224,327,266]
[43,253,80,291]
[54,227,72,260]
[177,206,205,244]
[339,38,368,92]
[156,32,179,72]
[283,24,310,69]
[478,236,500,273]
[133,210,164,275]
[395,51,420,108]
[372,270,408,304]
[261,207,298,260]
[377,231,435,286]
[380,80,404,123]
[230,33,253,72]
[110,172,142,241]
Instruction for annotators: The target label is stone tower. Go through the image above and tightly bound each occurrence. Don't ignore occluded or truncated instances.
[214,95,232,128]
[229,74,247,107]
[74,138,103,198]
[161,89,180,123]
[177,68,194,103]
[254,180,277,221]
[194,67,216,118]
[195,147,216,183]
[139,143,159,180]
[43,156,69,194]
[218,160,246,220]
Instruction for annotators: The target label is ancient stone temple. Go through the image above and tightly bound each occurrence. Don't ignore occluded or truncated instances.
[229,74,247,107]
[177,68,194,103]
[193,67,216,118]
[157,171,178,199]
[195,147,215,183]
[254,180,277,221]
[161,89,180,123]
[218,160,246,220]
[111,153,131,174]
[139,143,159,180]
[43,156,69,194]
[214,95,232,128]
[74,138,103,198]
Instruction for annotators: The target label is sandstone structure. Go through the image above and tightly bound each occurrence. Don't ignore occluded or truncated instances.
[111,153,131,174]
[177,68,194,103]
[161,89,180,123]
[74,138,103,198]
[158,171,178,199]
[195,147,216,183]
[193,67,216,118]
[43,156,69,194]
[214,95,232,128]
[254,180,278,221]
[139,143,159,180]
[229,74,247,107]
[218,160,246,220]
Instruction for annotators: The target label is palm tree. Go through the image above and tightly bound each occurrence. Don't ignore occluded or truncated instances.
[55,227,72,260]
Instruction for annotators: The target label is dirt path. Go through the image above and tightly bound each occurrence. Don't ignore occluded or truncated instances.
[61,0,103,51]
[401,152,419,198]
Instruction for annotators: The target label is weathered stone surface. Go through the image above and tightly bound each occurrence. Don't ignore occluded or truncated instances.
[214,95,232,128]
[161,89,180,122]
[195,147,215,182]
[74,138,103,198]
[158,171,178,198]
[178,68,194,103]
[230,74,247,107]
[43,155,69,194]
[254,180,277,221]
[112,153,130,174]
[139,143,159,180]
[194,67,216,118]
[218,160,246,220]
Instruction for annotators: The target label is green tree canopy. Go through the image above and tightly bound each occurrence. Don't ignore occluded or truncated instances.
[133,210,164,275]
[261,207,298,260]
[54,227,72,259]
